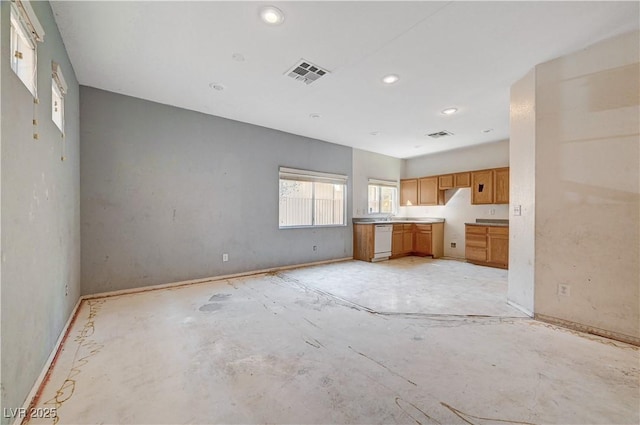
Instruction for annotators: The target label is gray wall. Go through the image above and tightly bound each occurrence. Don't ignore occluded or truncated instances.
[1,1,80,421]
[80,87,353,295]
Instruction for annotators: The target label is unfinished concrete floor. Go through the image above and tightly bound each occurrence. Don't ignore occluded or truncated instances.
[28,258,639,424]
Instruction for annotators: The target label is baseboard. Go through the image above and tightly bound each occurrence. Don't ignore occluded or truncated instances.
[535,313,639,347]
[507,300,534,317]
[440,256,466,262]
[17,297,83,425]
[82,257,354,300]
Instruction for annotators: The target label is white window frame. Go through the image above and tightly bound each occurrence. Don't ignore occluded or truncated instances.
[9,1,45,98]
[279,167,348,229]
[367,178,398,215]
[51,61,67,134]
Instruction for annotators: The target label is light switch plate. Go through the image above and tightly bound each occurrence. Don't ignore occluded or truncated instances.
[514,205,522,216]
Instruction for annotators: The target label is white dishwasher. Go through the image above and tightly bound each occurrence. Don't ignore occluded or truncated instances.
[373,224,393,261]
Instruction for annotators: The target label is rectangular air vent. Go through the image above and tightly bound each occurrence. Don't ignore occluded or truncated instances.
[427,130,454,139]
[285,59,330,85]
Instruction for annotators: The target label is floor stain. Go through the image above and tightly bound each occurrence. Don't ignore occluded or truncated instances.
[37,300,106,425]
[304,338,324,349]
[209,293,232,302]
[440,402,538,425]
[348,345,417,387]
[395,397,440,425]
[199,303,223,312]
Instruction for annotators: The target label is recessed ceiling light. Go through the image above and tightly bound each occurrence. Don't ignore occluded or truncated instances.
[309,113,321,119]
[232,53,245,62]
[441,108,458,115]
[382,74,399,85]
[370,131,380,136]
[209,83,225,91]
[259,6,285,25]
[482,128,494,133]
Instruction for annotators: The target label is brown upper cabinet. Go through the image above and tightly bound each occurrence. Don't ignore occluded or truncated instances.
[471,170,494,204]
[403,167,508,207]
[494,168,509,204]
[418,177,439,205]
[471,168,509,205]
[400,179,418,206]
[454,172,471,188]
[438,174,454,190]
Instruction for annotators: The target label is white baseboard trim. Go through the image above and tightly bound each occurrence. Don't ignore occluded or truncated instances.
[82,257,354,300]
[16,297,83,425]
[507,300,534,317]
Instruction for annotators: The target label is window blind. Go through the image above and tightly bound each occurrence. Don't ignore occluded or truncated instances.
[279,167,348,185]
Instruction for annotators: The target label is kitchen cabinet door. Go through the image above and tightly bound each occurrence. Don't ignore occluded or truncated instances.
[415,231,432,255]
[438,174,454,190]
[402,228,414,254]
[392,230,403,257]
[418,177,439,205]
[493,168,509,204]
[400,179,418,206]
[353,224,374,261]
[488,227,509,268]
[454,172,471,188]
[471,170,494,204]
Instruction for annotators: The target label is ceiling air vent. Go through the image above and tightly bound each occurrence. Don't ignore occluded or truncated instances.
[285,59,330,85]
[427,130,454,139]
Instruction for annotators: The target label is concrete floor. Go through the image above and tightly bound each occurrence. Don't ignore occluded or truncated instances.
[27,258,638,424]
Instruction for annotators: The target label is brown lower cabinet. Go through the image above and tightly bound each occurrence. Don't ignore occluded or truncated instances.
[354,222,444,262]
[392,224,415,257]
[465,224,509,269]
[391,223,443,259]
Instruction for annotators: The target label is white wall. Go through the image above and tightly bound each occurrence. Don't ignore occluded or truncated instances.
[352,148,402,217]
[402,140,509,178]
[400,141,509,258]
[508,69,536,315]
[533,31,639,342]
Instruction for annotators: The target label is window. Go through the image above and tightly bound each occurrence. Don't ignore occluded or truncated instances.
[367,179,398,214]
[279,167,347,228]
[52,62,67,133]
[9,1,45,97]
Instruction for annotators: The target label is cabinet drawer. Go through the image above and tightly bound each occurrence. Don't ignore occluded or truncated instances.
[466,247,487,261]
[466,225,487,234]
[488,226,509,235]
[466,234,487,248]
[403,224,414,231]
[415,224,432,232]
[393,224,404,232]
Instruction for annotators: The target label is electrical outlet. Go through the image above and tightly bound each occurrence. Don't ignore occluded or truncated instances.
[558,283,570,297]
[65,283,68,296]
[490,208,495,215]
[450,242,457,248]
[222,253,229,262]
[313,245,317,251]
[514,205,522,216]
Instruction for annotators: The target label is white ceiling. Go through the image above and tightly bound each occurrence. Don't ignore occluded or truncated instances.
[51,1,639,159]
